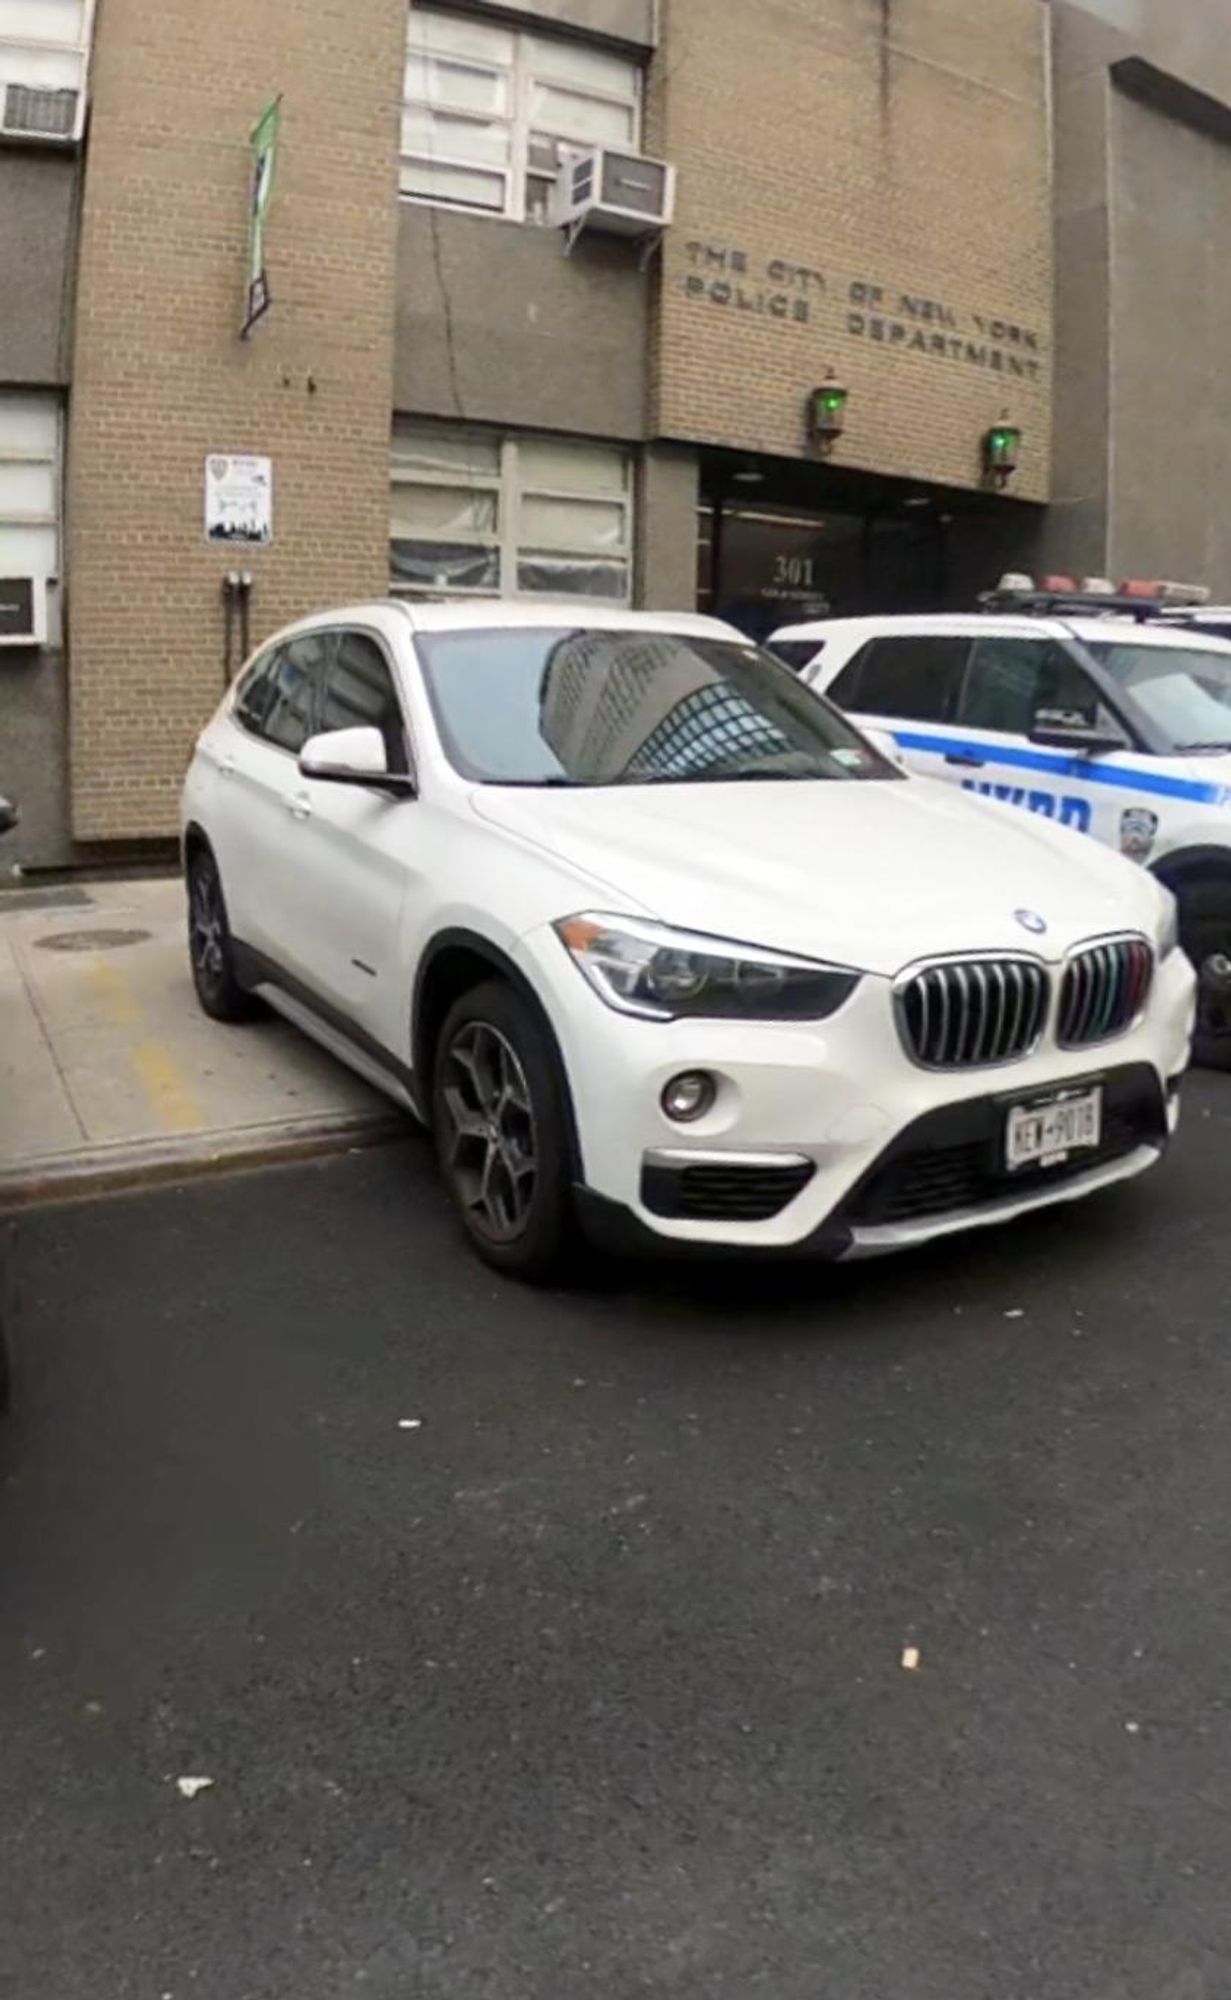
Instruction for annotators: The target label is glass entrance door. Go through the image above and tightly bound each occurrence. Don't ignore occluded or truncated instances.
[698,498,949,637]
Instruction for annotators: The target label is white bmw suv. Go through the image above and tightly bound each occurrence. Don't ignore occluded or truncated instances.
[181,601,1194,1278]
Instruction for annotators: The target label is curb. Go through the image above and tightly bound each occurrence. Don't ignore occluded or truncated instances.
[0,1111,410,1212]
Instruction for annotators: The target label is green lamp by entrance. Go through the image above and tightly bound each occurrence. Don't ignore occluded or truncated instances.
[807,375,849,457]
[983,417,1022,489]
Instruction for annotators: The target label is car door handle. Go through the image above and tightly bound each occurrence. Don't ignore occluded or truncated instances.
[286,790,313,821]
[944,750,985,769]
[218,752,237,780]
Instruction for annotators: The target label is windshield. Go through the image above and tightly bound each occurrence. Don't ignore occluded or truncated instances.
[415,627,898,786]
[1087,639,1231,750]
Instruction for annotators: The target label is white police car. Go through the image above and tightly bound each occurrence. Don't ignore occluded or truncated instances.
[770,579,1231,1069]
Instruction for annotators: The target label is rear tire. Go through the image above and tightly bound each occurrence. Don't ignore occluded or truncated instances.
[1179,877,1231,1070]
[186,844,260,1023]
[431,980,574,1281]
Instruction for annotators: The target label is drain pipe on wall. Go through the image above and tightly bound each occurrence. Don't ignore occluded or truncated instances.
[221,571,253,686]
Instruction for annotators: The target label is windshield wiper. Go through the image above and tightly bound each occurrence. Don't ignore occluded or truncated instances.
[481,775,592,788]
[614,767,830,786]
[1176,741,1231,754]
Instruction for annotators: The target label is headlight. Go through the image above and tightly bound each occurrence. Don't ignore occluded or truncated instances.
[553,913,860,1022]
[1157,890,1180,960]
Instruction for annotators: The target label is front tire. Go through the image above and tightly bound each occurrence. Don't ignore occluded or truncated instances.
[186,844,260,1023]
[432,981,574,1281]
[1179,878,1231,1070]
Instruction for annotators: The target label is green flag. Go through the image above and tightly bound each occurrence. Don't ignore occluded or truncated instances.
[241,96,281,337]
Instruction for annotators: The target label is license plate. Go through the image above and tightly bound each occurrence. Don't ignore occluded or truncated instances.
[1005,1086,1102,1172]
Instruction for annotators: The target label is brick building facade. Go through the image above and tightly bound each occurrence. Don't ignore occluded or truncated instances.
[650,0,1051,496]
[0,0,1227,864]
[66,0,406,842]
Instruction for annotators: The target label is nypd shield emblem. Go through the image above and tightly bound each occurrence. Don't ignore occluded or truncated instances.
[1119,807,1159,862]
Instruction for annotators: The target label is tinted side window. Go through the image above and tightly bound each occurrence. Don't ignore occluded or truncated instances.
[768,639,824,674]
[960,638,1096,736]
[262,633,333,753]
[832,636,969,723]
[319,631,409,774]
[233,647,280,737]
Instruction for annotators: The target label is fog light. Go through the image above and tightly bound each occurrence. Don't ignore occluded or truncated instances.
[661,1071,717,1122]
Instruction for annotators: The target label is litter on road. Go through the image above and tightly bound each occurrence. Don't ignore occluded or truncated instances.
[175,1776,214,1800]
[901,1647,921,1672]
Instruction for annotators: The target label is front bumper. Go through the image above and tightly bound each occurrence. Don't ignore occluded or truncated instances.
[517,929,1195,1258]
[577,1066,1177,1262]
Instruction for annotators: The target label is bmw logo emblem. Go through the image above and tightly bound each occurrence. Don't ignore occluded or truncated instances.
[1015,908,1048,935]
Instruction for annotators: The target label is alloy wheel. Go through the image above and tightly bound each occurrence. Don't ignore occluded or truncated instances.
[189,862,226,988]
[439,1020,538,1241]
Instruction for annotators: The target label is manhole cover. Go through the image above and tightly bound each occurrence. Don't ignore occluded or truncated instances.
[35,927,152,953]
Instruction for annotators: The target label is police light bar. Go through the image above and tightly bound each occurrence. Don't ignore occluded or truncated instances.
[981,572,1211,617]
[1151,581,1212,606]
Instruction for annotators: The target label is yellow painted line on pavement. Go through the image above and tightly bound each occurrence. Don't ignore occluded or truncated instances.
[84,958,142,1029]
[85,956,204,1132]
[129,1041,204,1133]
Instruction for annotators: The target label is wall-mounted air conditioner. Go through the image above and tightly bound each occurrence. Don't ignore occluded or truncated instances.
[551,145,676,261]
[0,576,49,648]
[1,81,83,142]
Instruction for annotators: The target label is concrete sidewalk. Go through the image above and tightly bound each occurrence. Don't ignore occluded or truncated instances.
[0,875,403,1205]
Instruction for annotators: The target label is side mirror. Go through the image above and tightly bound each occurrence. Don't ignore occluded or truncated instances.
[298,727,415,795]
[0,794,19,836]
[1028,707,1127,757]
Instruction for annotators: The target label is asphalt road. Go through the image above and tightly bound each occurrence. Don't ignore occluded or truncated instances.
[3,1078,1231,2000]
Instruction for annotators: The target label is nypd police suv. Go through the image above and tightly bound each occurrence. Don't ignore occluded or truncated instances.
[770,579,1231,1069]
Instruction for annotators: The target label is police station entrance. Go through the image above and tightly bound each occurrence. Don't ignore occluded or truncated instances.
[695,449,1041,641]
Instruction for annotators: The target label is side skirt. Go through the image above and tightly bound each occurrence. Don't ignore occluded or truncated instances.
[231,941,424,1123]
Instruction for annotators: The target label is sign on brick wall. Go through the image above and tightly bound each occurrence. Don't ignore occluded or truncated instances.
[205,454,273,546]
[681,242,1046,387]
